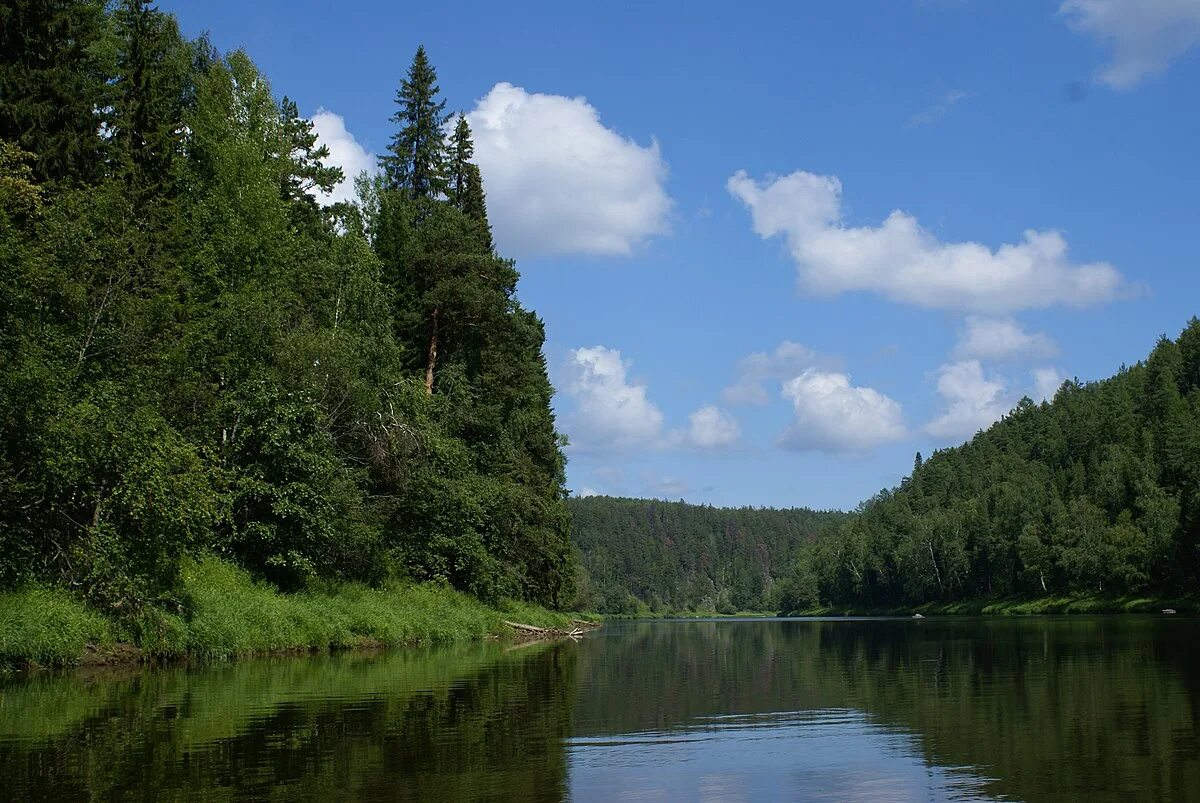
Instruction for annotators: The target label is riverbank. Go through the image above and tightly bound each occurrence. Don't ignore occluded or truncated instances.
[0,556,597,672]
[601,609,776,620]
[786,593,1200,617]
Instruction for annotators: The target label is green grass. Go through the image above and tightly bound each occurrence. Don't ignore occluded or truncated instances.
[0,587,115,669]
[0,556,593,670]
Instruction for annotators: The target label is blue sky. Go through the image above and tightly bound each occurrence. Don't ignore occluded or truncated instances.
[161,0,1200,510]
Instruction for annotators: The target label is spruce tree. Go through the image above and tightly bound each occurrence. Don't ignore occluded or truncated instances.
[447,114,493,251]
[381,46,448,200]
[448,114,473,205]
[112,0,190,214]
[461,163,494,252]
[0,0,112,184]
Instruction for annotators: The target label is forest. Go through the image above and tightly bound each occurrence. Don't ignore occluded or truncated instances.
[569,496,845,613]
[0,0,574,646]
[778,319,1200,613]
[3,2,1198,657]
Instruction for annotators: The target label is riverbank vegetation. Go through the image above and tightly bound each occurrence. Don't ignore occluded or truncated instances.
[0,2,575,666]
[0,555,586,670]
[779,319,1200,614]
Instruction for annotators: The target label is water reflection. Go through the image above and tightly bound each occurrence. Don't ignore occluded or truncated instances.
[0,642,576,801]
[1,617,1197,801]
[569,709,1000,802]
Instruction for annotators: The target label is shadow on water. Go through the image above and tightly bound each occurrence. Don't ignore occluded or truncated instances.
[2,617,1199,801]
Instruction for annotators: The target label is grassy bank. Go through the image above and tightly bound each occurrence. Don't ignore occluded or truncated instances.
[0,556,593,671]
[787,593,1200,617]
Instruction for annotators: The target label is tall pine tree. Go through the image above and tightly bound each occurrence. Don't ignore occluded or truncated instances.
[381,46,448,201]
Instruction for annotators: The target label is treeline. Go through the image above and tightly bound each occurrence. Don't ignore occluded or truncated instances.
[568,496,846,613]
[780,320,1200,612]
[0,1,573,616]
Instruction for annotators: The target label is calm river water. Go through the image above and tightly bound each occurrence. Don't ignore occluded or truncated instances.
[2,616,1198,801]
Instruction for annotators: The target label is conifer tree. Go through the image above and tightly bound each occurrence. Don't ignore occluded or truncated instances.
[448,114,473,205]
[112,0,190,219]
[461,163,494,252]
[0,0,112,183]
[381,46,448,200]
[278,96,342,209]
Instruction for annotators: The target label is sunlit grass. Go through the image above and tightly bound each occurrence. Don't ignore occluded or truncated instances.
[0,587,114,669]
[0,555,590,669]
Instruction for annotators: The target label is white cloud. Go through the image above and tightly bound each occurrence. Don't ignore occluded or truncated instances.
[723,341,817,405]
[310,109,376,206]
[467,82,672,257]
[643,474,689,498]
[671,404,741,449]
[906,89,972,128]
[925,361,1009,440]
[727,170,1126,313]
[955,317,1058,361]
[780,370,908,453]
[1032,367,1065,402]
[575,486,601,498]
[1061,0,1200,89]
[564,346,664,447]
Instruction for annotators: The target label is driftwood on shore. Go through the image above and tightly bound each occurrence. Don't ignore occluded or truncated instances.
[503,619,600,642]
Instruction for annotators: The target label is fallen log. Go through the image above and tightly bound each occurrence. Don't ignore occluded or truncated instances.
[503,620,551,634]
[502,619,600,642]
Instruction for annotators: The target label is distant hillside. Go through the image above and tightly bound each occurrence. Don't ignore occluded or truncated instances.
[568,496,846,613]
[781,318,1200,613]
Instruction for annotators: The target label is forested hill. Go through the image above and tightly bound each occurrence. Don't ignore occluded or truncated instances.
[780,319,1200,613]
[568,497,846,613]
[0,4,573,611]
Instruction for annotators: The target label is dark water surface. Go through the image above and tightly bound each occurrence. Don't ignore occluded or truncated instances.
[2,617,1199,801]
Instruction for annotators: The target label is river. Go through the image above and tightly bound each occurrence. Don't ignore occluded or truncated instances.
[2,616,1197,800]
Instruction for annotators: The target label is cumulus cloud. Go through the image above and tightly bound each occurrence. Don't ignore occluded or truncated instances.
[467,82,672,257]
[575,486,601,498]
[727,169,1126,313]
[954,317,1058,361]
[1061,0,1200,89]
[310,109,376,206]
[779,370,908,453]
[563,346,663,447]
[670,404,741,449]
[925,361,1009,440]
[1032,367,1065,402]
[723,341,818,405]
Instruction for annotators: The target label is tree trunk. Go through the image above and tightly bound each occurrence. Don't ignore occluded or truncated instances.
[927,540,944,596]
[424,308,439,395]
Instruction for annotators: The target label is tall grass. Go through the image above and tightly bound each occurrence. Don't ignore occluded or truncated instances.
[0,555,591,669]
[0,587,114,669]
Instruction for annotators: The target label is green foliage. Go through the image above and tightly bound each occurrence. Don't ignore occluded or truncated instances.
[568,496,847,613]
[0,587,113,669]
[784,320,1200,612]
[0,0,113,184]
[0,6,573,632]
[381,45,449,200]
[0,555,583,668]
